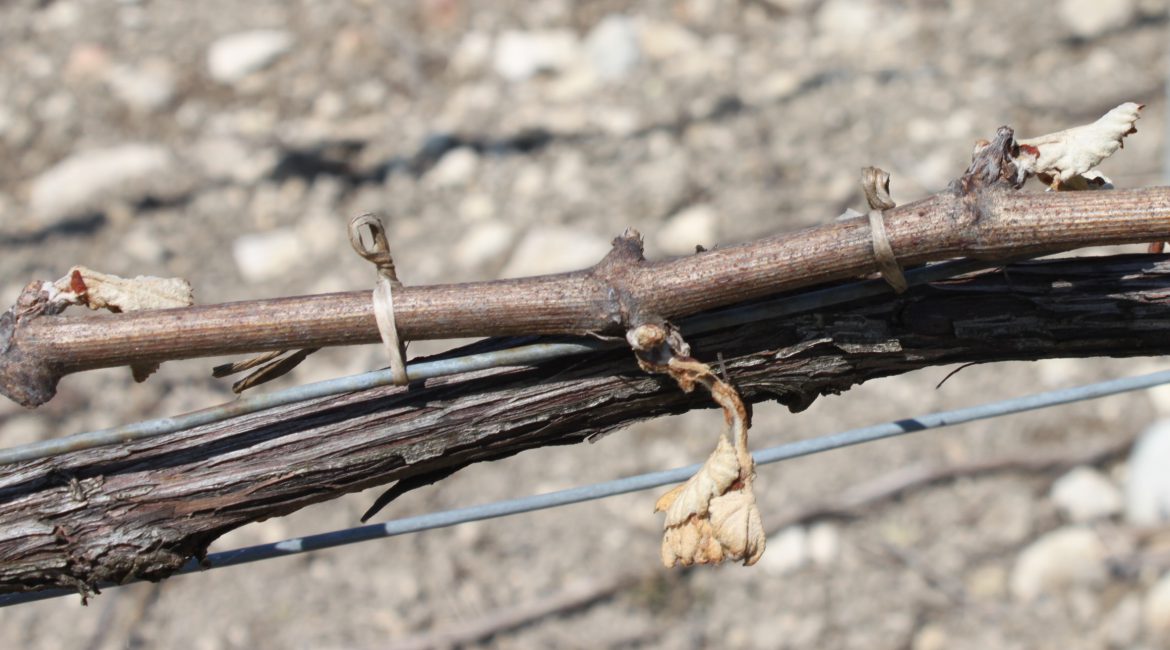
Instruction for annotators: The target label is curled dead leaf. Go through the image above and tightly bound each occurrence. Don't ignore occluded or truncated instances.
[654,436,740,525]
[1044,170,1114,192]
[630,322,766,568]
[52,266,193,313]
[708,488,765,565]
[657,480,765,567]
[1017,102,1142,190]
[660,515,723,567]
[47,266,193,381]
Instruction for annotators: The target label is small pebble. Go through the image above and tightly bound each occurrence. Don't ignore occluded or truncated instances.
[584,14,640,81]
[655,204,718,256]
[232,228,306,283]
[105,60,176,112]
[1050,466,1123,522]
[1059,0,1135,39]
[208,30,294,84]
[453,220,515,270]
[499,226,611,278]
[1010,526,1108,601]
[1145,571,1170,635]
[425,147,479,188]
[493,29,580,82]
[759,526,808,575]
[1126,420,1170,525]
[29,143,188,227]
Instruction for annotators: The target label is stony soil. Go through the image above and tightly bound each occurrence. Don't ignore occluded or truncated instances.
[3,1,1170,648]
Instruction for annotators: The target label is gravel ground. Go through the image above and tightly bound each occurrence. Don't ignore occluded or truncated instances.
[4,1,1170,648]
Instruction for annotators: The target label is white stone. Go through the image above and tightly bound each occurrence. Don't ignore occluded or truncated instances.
[745,70,807,104]
[1146,571,1170,635]
[499,226,612,278]
[191,137,278,184]
[29,143,187,227]
[655,204,718,256]
[637,22,701,61]
[807,522,840,566]
[207,30,294,84]
[584,14,640,81]
[38,1,81,30]
[594,107,640,136]
[1010,526,1108,601]
[426,147,479,188]
[911,624,948,650]
[312,92,345,119]
[493,29,580,81]
[759,526,808,575]
[545,65,600,102]
[1126,420,1170,525]
[1059,0,1136,39]
[105,60,176,112]
[1145,382,1170,416]
[458,193,496,222]
[297,214,343,259]
[1050,466,1124,522]
[966,564,1008,599]
[453,221,515,270]
[451,31,492,75]
[121,224,167,264]
[512,164,546,199]
[232,228,306,283]
[815,0,879,41]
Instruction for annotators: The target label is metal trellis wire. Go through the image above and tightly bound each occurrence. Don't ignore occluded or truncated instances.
[2,366,1166,607]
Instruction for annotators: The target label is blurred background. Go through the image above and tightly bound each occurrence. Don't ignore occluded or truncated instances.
[3,0,1170,648]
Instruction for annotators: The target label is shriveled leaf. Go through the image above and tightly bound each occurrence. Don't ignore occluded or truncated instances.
[1045,170,1114,192]
[1017,102,1142,188]
[707,489,766,566]
[655,433,765,568]
[661,517,722,567]
[658,480,765,568]
[47,266,193,382]
[630,321,769,568]
[53,266,193,313]
[654,435,740,525]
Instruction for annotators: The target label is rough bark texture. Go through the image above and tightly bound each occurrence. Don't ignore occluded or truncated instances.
[1,254,1170,596]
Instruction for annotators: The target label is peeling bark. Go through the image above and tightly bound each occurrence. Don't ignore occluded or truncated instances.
[1,255,1170,596]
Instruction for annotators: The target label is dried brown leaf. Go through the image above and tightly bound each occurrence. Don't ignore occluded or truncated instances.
[629,322,767,568]
[53,266,193,313]
[46,266,193,382]
[707,488,765,566]
[657,476,764,567]
[654,435,740,525]
[1045,170,1114,192]
[1017,102,1142,188]
[660,516,722,567]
